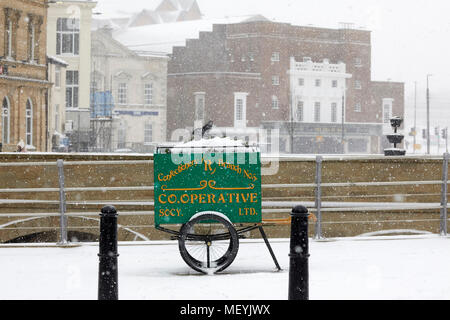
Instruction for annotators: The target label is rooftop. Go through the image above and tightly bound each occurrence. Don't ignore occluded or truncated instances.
[113,15,269,54]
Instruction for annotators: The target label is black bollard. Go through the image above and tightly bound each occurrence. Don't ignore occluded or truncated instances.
[98,205,119,300]
[288,205,309,300]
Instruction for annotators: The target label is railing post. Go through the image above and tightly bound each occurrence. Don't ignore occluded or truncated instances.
[98,205,119,300]
[288,205,309,300]
[57,159,68,244]
[314,156,323,239]
[440,153,449,236]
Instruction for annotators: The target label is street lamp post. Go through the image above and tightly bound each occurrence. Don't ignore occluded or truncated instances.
[426,74,433,154]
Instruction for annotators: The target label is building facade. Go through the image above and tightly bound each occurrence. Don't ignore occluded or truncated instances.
[167,21,405,154]
[46,0,96,151]
[47,55,68,151]
[91,27,168,153]
[0,0,51,152]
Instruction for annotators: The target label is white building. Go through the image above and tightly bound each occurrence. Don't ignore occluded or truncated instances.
[288,57,352,125]
[47,55,68,151]
[91,27,168,153]
[46,0,97,151]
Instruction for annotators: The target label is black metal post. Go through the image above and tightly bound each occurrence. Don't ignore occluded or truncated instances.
[288,205,309,300]
[98,205,119,300]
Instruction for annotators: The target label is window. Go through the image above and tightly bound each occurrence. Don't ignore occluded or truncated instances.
[314,102,321,122]
[5,19,12,58]
[28,22,36,62]
[315,79,321,87]
[235,99,243,121]
[117,123,126,149]
[144,83,153,105]
[55,67,61,88]
[194,93,205,121]
[118,83,127,104]
[354,102,362,112]
[383,105,392,123]
[298,78,304,86]
[266,128,272,153]
[296,101,304,122]
[56,18,80,55]
[332,80,338,88]
[272,95,279,109]
[2,97,10,144]
[249,53,254,61]
[234,92,247,127]
[355,80,362,89]
[272,76,280,86]
[26,99,33,146]
[66,70,79,109]
[144,122,153,144]
[331,102,337,122]
[55,104,60,132]
[355,58,362,66]
[271,52,280,62]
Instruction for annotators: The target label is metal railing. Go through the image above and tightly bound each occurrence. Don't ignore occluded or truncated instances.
[0,154,448,243]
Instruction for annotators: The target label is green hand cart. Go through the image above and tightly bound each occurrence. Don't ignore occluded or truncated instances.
[154,145,281,274]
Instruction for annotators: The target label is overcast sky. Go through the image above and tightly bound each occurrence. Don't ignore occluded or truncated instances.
[94,0,450,128]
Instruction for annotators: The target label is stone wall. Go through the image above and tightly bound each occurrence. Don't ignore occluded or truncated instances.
[0,152,446,242]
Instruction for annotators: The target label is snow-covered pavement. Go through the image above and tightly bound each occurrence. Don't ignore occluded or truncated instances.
[0,235,449,300]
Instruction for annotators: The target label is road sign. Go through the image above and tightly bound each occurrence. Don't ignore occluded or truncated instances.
[154,152,262,227]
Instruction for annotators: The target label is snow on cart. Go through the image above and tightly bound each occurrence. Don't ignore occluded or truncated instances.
[154,138,281,274]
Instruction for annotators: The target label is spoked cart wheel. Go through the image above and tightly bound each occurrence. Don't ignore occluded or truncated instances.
[178,212,239,274]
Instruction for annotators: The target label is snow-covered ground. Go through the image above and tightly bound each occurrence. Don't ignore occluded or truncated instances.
[0,234,449,300]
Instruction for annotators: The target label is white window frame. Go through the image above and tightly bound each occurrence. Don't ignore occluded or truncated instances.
[117,123,126,149]
[144,83,153,105]
[234,92,248,128]
[383,98,394,124]
[194,92,205,121]
[296,101,304,122]
[118,83,127,104]
[55,66,61,88]
[272,75,280,86]
[66,70,79,109]
[56,18,80,56]
[271,52,280,62]
[298,78,304,86]
[314,102,321,122]
[332,80,338,88]
[2,97,10,144]
[354,102,362,113]
[315,79,321,87]
[272,95,279,110]
[331,102,337,123]
[355,80,362,90]
[26,99,33,146]
[55,104,60,132]
[144,122,153,144]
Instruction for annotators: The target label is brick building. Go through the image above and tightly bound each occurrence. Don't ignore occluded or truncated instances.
[167,20,404,154]
[0,0,51,152]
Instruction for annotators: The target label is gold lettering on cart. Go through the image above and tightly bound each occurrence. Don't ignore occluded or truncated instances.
[161,180,255,192]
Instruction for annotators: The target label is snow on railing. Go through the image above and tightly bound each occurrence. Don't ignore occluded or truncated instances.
[0,154,448,241]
